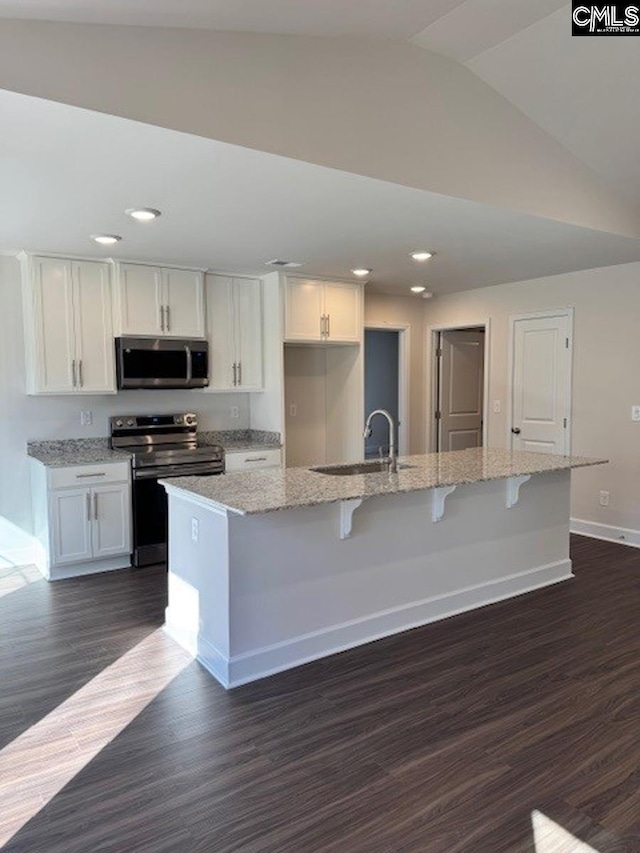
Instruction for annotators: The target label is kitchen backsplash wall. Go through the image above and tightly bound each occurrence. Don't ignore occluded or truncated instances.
[0,254,249,559]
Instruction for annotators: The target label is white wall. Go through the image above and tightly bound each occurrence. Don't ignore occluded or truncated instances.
[424,261,640,535]
[365,293,426,455]
[0,255,250,562]
[0,21,636,238]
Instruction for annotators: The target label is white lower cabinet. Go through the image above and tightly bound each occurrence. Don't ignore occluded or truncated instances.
[225,449,282,472]
[33,461,132,580]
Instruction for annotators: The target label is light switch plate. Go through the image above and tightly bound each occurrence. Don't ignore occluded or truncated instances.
[632,406,640,422]
[492,400,501,414]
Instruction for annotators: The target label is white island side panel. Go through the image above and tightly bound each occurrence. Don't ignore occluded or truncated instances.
[165,469,571,688]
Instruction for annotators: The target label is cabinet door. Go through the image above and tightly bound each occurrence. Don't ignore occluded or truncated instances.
[324,282,362,343]
[284,279,324,342]
[91,484,131,559]
[163,269,205,338]
[72,261,116,394]
[116,263,163,336]
[206,274,235,390]
[234,278,263,390]
[30,257,77,394]
[50,488,93,566]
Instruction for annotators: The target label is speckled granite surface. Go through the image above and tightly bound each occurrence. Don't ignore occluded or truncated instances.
[199,430,282,452]
[160,447,607,516]
[28,439,132,467]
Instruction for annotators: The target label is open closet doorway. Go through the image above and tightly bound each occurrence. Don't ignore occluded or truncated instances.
[364,327,409,458]
[430,325,488,452]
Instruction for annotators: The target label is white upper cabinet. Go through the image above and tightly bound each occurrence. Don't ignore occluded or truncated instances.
[113,262,205,338]
[206,275,263,391]
[284,278,363,344]
[114,263,163,336]
[21,255,116,395]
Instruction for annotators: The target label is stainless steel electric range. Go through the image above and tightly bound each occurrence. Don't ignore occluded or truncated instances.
[110,413,224,567]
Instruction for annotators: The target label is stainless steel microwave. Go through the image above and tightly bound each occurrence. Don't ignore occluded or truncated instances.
[115,337,209,390]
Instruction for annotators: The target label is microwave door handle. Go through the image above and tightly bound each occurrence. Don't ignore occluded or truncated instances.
[185,344,192,384]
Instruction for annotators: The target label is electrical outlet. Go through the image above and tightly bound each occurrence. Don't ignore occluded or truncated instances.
[80,410,93,426]
[599,490,610,507]
[289,403,297,417]
[191,517,199,542]
[632,406,640,422]
[230,406,239,419]
[492,400,501,414]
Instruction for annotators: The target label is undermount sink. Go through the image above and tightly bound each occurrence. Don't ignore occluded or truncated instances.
[311,461,414,476]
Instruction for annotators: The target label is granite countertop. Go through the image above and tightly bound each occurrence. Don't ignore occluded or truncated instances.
[27,439,132,467]
[160,447,608,516]
[199,430,282,452]
[27,429,282,468]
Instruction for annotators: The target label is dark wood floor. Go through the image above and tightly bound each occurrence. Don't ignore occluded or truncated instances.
[3,536,640,851]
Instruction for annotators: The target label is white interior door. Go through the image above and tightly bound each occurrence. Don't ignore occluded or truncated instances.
[511,312,572,455]
[438,329,485,451]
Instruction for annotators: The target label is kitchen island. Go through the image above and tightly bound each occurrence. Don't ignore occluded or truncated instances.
[161,448,605,689]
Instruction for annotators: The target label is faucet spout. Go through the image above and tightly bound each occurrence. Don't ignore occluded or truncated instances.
[363,409,397,473]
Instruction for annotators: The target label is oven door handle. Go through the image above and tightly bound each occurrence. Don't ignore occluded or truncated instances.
[134,465,224,480]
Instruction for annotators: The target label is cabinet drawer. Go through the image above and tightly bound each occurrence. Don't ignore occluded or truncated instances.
[48,462,131,490]
[224,449,282,472]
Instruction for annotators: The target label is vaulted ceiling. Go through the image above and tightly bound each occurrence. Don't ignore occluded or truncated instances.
[0,2,638,294]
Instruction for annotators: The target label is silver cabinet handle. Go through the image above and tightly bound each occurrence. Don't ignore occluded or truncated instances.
[76,472,106,479]
[245,457,267,463]
[78,359,83,388]
[72,359,77,387]
[160,305,165,332]
[326,314,330,338]
[238,362,242,386]
[86,492,91,522]
[93,492,98,520]
[232,363,237,386]
[165,305,171,332]
[320,315,325,338]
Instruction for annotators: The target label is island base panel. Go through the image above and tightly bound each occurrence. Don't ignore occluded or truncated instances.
[164,470,572,688]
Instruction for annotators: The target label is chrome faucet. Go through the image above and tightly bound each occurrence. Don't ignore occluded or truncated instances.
[363,409,397,473]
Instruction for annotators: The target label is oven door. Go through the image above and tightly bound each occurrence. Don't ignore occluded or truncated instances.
[132,464,223,567]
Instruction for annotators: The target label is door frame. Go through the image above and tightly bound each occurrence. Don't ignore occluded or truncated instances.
[364,324,410,456]
[507,308,574,455]
[426,320,491,452]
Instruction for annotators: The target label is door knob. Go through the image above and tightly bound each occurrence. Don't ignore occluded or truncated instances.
[511,427,521,434]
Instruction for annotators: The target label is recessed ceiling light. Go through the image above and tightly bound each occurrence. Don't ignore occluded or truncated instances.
[91,234,122,245]
[126,208,162,221]
[351,268,371,277]
[410,286,426,294]
[411,251,433,262]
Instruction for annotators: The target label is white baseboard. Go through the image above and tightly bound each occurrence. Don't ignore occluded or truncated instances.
[571,518,640,549]
[47,555,131,581]
[192,558,573,690]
